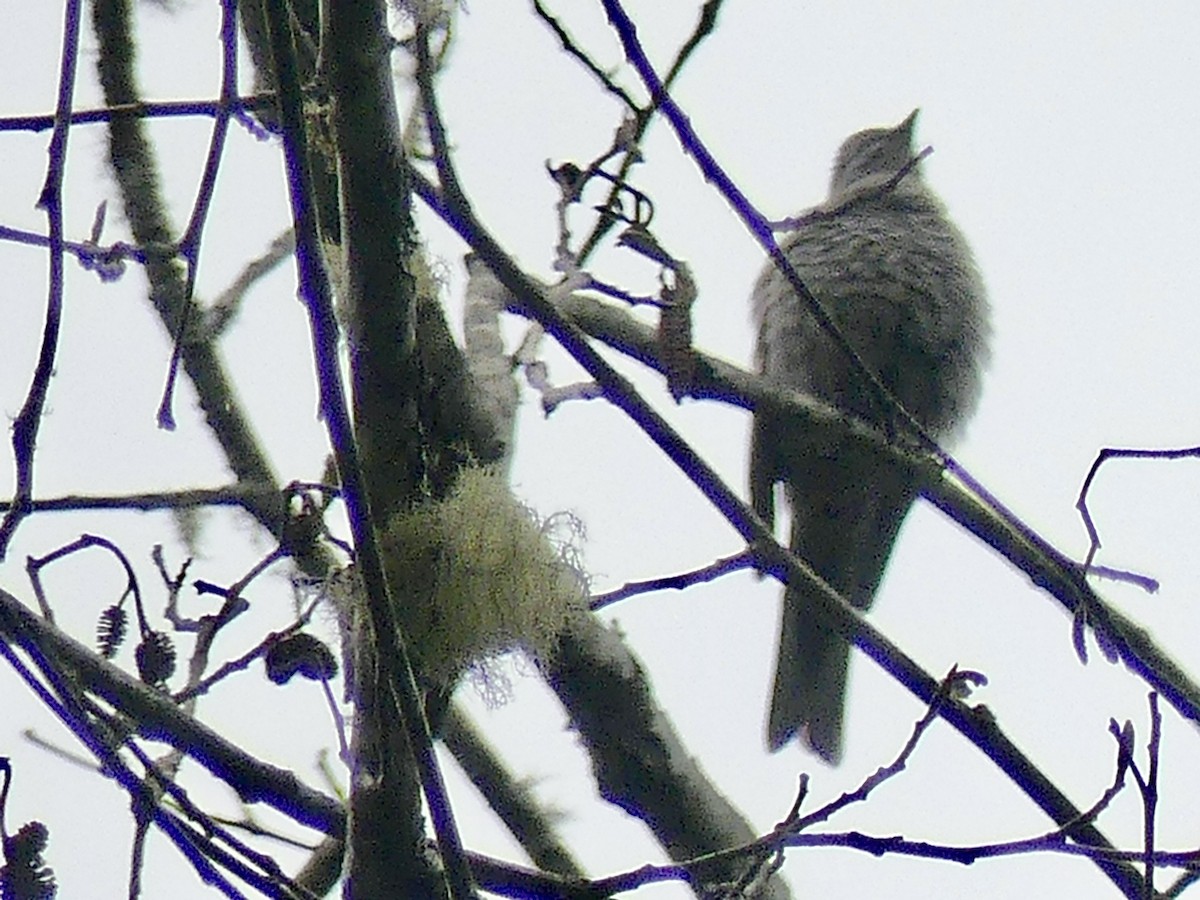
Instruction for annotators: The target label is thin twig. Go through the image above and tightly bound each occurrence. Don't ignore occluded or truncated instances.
[0,96,278,134]
[1143,693,1162,899]
[0,486,278,514]
[589,551,755,610]
[575,0,727,264]
[26,533,143,627]
[530,0,637,111]
[171,600,320,705]
[157,0,242,430]
[0,0,83,558]
[789,667,963,832]
[1076,445,1200,572]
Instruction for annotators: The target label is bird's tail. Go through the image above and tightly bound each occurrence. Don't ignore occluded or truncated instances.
[768,574,849,762]
[767,454,917,763]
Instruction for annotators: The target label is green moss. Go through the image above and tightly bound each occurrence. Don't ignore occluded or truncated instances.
[378,465,586,686]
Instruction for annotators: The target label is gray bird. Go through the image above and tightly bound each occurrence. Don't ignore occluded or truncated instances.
[750,110,990,763]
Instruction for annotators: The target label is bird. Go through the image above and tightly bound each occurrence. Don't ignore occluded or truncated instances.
[749,110,990,763]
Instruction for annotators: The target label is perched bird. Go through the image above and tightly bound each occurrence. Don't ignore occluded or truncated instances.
[750,110,990,763]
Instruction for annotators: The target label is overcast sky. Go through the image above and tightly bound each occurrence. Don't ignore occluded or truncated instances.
[3,3,1200,898]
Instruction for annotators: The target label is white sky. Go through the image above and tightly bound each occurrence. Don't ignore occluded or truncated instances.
[3,2,1200,898]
